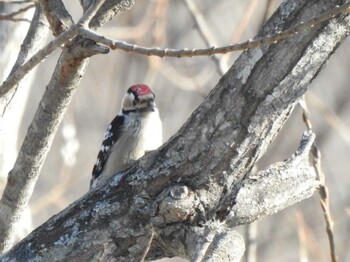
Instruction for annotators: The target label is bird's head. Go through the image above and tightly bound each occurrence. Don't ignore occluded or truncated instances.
[122,84,156,113]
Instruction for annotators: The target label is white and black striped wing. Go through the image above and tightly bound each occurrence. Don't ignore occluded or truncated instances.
[90,114,125,187]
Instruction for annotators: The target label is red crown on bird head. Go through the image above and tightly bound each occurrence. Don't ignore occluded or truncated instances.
[128,84,153,97]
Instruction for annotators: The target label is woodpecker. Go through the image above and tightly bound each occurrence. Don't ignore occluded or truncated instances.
[90,84,162,188]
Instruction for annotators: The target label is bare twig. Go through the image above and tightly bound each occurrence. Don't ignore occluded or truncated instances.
[2,1,350,99]
[311,145,337,262]
[0,0,37,4]
[140,228,155,262]
[299,96,337,262]
[78,0,105,27]
[299,96,313,130]
[182,0,225,75]
[88,0,135,29]
[0,3,34,22]
[0,0,107,98]
[0,17,30,22]
[1,3,49,117]
[0,27,77,98]
[78,2,350,57]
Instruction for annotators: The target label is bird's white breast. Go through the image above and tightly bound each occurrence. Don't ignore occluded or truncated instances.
[97,109,162,186]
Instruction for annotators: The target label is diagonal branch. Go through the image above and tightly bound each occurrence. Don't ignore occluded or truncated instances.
[0,1,349,260]
[300,93,337,262]
[0,3,50,117]
[182,0,225,75]
[0,0,112,99]
[0,0,131,253]
[0,48,90,254]
[39,0,74,36]
[1,1,349,99]
[87,0,135,29]
[312,145,337,262]
[0,26,77,98]
[0,3,35,22]
[230,131,319,226]
[78,2,350,57]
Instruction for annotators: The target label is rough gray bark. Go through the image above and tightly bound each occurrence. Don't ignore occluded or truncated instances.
[0,0,133,253]
[0,1,47,247]
[1,0,349,261]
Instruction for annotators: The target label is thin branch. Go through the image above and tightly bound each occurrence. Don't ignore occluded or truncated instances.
[0,0,37,3]
[0,27,77,98]
[299,96,338,262]
[0,0,107,99]
[0,17,30,22]
[140,228,155,262]
[299,96,313,130]
[182,0,225,75]
[78,2,350,57]
[311,146,338,262]
[0,3,34,22]
[87,0,135,29]
[78,0,105,27]
[1,3,50,117]
[2,1,350,99]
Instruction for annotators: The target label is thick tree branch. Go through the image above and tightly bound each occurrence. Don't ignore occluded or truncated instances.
[0,48,89,254]
[229,131,319,226]
[0,0,133,253]
[39,0,74,36]
[0,0,348,260]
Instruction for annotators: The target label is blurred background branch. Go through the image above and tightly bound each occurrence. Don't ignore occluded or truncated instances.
[0,0,350,261]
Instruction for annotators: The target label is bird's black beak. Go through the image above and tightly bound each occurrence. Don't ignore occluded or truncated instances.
[148,101,156,111]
